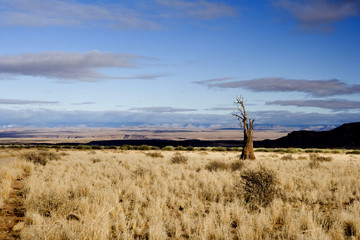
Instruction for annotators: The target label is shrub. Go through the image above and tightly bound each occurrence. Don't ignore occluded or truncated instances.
[344,221,357,237]
[198,147,209,151]
[62,145,73,149]
[305,148,323,153]
[280,154,295,161]
[229,161,244,172]
[255,148,271,152]
[309,153,333,162]
[272,148,287,153]
[120,145,133,150]
[91,158,101,163]
[229,147,242,152]
[239,166,278,208]
[298,155,308,160]
[170,154,188,164]
[90,145,104,150]
[162,146,175,151]
[132,167,151,178]
[211,147,227,152]
[75,145,92,150]
[186,146,194,151]
[346,150,360,154]
[145,152,164,158]
[286,148,301,153]
[329,149,342,154]
[136,145,152,151]
[175,146,186,151]
[104,145,118,149]
[205,161,228,172]
[308,160,320,169]
[21,150,61,166]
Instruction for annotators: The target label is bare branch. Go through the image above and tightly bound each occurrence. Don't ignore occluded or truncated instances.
[233,95,249,126]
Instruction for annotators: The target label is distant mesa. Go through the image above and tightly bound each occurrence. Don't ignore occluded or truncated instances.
[88,122,360,149]
[260,122,360,149]
[0,122,359,149]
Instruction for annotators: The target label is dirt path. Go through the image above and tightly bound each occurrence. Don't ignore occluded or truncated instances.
[0,173,28,239]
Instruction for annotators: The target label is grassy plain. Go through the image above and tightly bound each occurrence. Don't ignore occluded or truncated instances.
[1,148,360,239]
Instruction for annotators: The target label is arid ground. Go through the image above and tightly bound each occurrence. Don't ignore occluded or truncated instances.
[1,147,359,239]
[0,127,288,144]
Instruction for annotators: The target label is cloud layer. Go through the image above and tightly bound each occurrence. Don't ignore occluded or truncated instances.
[267,99,360,111]
[0,0,237,29]
[274,0,360,31]
[0,51,156,82]
[197,77,360,97]
[130,106,198,113]
[0,108,358,128]
[156,0,237,20]
[0,99,58,105]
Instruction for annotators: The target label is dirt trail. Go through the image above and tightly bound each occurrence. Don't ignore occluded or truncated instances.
[0,173,28,240]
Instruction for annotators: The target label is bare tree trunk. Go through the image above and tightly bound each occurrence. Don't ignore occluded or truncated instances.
[241,121,256,159]
[233,96,256,160]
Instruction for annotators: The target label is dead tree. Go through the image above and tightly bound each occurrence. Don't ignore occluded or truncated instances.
[233,96,256,160]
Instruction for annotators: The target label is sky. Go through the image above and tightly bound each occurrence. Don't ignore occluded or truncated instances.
[0,0,359,129]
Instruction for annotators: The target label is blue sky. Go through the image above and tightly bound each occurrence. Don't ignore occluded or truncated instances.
[0,0,359,128]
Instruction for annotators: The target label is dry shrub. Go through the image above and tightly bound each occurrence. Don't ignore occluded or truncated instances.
[240,166,278,208]
[170,154,188,164]
[308,160,320,169]
[344,221,357,238]
[132,166,150,177]
[309,153,333,162]
[145,152,164,158]
[317,211,336,232]
[229,161,244,172]
[281,154,295,161]
[205,161,244,172]
[21,150,60,166]
[205,160,228,172]
[91,158,101,163]
[308,153,332,169]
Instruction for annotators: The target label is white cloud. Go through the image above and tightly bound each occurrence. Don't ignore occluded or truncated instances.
[0,99,58,105]
[0,0,161,29]
[0,108,358,128]
[156,0,237,20]
[0,51,159,82]
[197,77,360,97]
[274,0,360,31]
[266,99,360,111]
[130,106,198,113]
[0,0,237,29]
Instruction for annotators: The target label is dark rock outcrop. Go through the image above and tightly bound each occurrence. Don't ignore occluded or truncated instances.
[260,122,360,149]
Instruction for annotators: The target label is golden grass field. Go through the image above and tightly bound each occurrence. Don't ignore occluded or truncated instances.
[1,147,360,239]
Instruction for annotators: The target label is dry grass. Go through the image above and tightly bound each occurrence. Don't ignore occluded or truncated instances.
[0,149,33,208]
[205,160,244,172]
[21,150,61,165]
[1,149,357,240]
[144,151,164,158]
[170,153,188,164]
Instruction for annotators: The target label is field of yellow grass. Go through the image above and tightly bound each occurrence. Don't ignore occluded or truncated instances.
[1,148,360,239]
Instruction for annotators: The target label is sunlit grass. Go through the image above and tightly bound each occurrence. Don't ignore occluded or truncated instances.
[1,148,358,239]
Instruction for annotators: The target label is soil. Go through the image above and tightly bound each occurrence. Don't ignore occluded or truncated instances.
[0,173,28,240]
